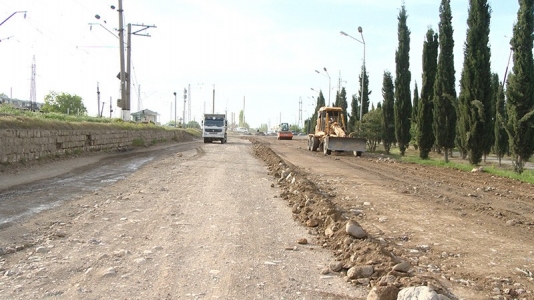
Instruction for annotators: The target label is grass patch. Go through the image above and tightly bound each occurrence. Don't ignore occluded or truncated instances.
[373,145,534,184]
[132,138,145,147]
[0,105,186,132]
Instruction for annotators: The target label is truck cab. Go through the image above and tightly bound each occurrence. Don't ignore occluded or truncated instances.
[202,114,227,144]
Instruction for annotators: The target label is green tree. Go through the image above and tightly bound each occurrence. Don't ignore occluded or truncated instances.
[381,71,396,154]
[492,73,507,166]
[505,0,534,173]
[187,120,201,129]
[335,87,349,127]
[457,0,492,165]
[433,0,457,163]
[394,4,412,156]
[410,83,419,150]
[348,94,359,133]
[418,28,439,159]
[310,91,326,134]
[412,82,419,127]
[361,107,383,152]
[358,65,371,118]
[41,92,87,115]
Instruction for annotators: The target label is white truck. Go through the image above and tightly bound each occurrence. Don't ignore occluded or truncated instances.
[202,113,227,144]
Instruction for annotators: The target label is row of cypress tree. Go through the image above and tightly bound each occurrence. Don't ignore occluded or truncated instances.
[381,0,534,174]
[306,0,533,174]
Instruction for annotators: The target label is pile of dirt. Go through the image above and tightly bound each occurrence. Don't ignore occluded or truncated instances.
[251,140,457,299]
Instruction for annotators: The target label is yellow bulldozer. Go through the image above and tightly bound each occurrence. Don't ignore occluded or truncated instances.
[308,106,367,156]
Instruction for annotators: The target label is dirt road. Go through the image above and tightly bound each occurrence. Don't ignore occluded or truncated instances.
[0,138,366,299]
[1,135,533,299]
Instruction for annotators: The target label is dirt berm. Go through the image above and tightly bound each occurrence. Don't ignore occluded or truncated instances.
[250,136,534,300]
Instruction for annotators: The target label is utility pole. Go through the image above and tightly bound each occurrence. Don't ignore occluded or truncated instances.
[112,0,156,121]
[188,84,191,124]
[29,56,36,111]
[212,84,215,114]
[117,0,127,120]
[298,96,302,129]
[110,97,113,118]
[173,92,177,127]
[183,88,187,128]
[97,82,101,117]
[126,23,155,115]
[101,102,105,117]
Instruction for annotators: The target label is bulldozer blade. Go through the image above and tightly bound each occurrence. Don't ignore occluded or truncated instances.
[326,136,366,152]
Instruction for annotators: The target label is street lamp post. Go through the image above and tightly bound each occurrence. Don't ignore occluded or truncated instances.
[0,11,26,27]
[315,68,331,106]
[340,26,365,131]
[173,92,177,127]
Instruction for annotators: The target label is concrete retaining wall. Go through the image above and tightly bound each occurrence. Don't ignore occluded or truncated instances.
[0,128,187,164]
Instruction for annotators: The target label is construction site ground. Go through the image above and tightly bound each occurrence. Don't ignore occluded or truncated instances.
[251,135,534,299]
[0,134,533,299]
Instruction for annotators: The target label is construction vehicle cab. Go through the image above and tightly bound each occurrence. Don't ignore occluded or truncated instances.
[277,122,293,140]
[308,106,366,156]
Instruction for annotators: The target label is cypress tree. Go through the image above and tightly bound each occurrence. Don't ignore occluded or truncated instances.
[492,73,507,166]
[412,82,419,126]
[418,28,439,159]
[339,87,349,128]
[359,65,371,117]
[506,0,534,173]
[382,71,396,154]
[334,90,341,107]
[348,94,359,133]
[310,91,326,134]
[457,0,492,165]
[394,4,412,156]
[433,0,457,163]
[410,83,419,150]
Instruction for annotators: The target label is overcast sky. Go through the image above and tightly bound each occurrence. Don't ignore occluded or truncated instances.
[1,0,518,128]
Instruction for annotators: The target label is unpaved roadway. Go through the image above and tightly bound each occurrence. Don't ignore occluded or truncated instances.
[0,135,533,299]
[0,137,366,299]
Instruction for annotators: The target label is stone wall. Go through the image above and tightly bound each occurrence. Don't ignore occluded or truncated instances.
[0,128,187,164]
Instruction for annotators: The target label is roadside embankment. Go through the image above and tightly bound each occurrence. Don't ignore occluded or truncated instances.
[0,117,195,164]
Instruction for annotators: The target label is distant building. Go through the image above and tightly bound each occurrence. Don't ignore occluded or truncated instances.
[131,109,159,124]
[0,95,42,111]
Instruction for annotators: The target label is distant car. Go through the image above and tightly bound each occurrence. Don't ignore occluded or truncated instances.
[235,127,248,134]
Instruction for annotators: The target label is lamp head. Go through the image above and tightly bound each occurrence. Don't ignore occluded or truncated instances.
[323,67,327,72]
[340,31,347,36]
[358,26,363,33]
[315,70,320,74]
